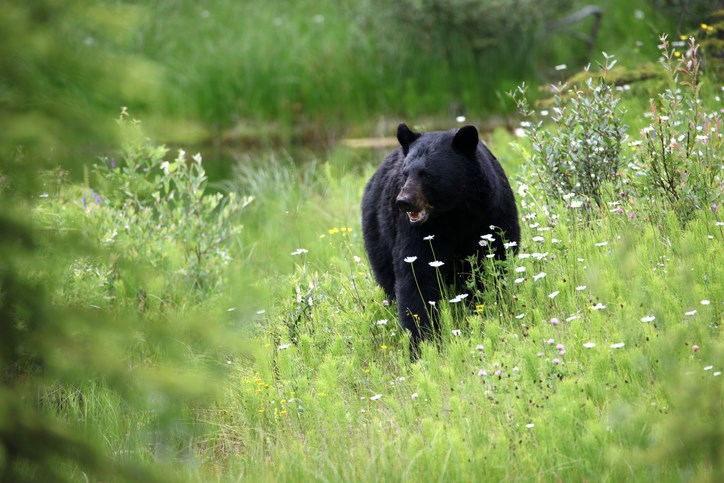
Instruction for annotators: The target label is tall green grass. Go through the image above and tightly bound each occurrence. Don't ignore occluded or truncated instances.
[24,67,723,477]
[133,0,676,137]
[186,143,722,481]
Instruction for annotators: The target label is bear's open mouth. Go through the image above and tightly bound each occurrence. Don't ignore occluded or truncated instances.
[406,210,429,224]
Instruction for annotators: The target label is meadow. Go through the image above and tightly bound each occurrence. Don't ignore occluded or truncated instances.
[5,33,720,481]
[2,1,723,481]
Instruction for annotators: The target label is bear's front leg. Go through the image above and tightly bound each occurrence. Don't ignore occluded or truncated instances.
[394,258,443,346]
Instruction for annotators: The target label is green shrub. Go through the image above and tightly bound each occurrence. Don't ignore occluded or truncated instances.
[628,35,722,224]
[512,34,722,223]
[511,53,627,208]
[87,110,253,296]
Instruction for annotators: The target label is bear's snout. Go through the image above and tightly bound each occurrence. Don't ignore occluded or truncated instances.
[396,182,430,224]
[395,193,418,214]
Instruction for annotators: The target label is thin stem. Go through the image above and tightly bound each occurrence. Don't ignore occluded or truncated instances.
[408,263,432,332]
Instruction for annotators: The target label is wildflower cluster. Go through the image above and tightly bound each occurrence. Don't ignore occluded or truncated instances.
[321,226,353,238]
[247,372,293,418]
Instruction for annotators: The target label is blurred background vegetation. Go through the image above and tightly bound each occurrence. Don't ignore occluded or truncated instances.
[122,0,692,144]
[1,0,722,481]
[2,0,721,166]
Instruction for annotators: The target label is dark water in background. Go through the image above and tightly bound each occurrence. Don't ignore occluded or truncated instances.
[173,117,507,188]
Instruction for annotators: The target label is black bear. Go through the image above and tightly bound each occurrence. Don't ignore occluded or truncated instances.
[361,123,520,345]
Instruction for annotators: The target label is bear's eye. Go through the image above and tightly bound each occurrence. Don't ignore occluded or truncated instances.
[419,170,434,180]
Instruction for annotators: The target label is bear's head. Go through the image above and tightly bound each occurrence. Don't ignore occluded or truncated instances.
[395,123,480,225]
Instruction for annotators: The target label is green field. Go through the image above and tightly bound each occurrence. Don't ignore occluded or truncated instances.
[2,1,723,481]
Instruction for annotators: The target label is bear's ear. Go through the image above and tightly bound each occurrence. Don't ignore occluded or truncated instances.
[397,123,421,155]
[452,125,479,156]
